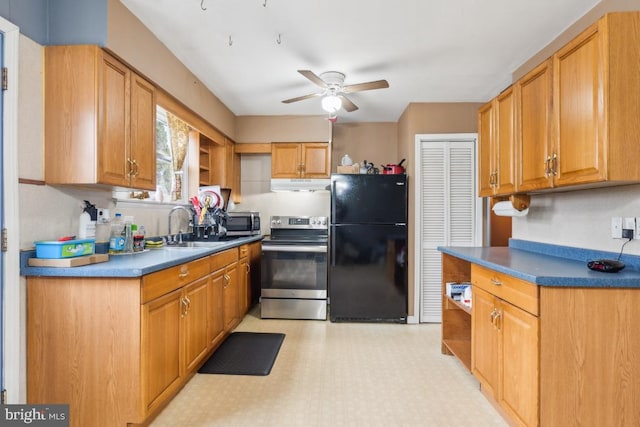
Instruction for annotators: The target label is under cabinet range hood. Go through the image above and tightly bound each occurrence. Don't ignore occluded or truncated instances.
[270,178,331,192]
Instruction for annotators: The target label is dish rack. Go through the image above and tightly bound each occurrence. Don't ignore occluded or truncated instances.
[192,210,224,240]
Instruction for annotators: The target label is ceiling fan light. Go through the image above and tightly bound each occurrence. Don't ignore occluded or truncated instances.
[321,95,342,113]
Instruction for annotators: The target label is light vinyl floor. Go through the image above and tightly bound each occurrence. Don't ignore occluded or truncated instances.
[151,308,507,427]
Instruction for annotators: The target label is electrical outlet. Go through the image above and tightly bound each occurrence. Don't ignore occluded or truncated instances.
[623,217,636,239]
[611,217,623,238]
[624,217,636,231]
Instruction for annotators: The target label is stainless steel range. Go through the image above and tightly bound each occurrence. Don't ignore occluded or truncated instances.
[260,215,328,320]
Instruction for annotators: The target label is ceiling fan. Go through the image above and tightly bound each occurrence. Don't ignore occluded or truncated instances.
[282,70,389,113]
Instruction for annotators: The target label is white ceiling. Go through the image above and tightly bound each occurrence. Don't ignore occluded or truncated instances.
[120,0,600,123]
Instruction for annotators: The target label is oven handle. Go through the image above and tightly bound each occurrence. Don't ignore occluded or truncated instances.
[262,245,327,253]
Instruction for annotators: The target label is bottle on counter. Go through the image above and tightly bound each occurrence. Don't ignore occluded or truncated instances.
[109,213,125,254]
[123,216,134,254]
[132,224,146,252]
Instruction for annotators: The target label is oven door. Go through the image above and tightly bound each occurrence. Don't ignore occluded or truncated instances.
[261,244,327,299]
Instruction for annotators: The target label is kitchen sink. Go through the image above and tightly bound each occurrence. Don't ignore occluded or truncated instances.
[164,241,228,249]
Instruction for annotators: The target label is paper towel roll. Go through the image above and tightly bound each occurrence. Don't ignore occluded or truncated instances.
[492,200,529,217]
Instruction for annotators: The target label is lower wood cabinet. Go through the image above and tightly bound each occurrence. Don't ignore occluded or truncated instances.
[443,253,640,427]
[471,264,539,427]
[26,245,255,427]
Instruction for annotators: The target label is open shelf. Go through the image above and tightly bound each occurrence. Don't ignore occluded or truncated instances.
[443,339,471,371]
[441,253,472,372]
[446,295,471,315]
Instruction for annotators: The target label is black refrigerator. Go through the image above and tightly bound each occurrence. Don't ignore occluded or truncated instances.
[329,174,408,323]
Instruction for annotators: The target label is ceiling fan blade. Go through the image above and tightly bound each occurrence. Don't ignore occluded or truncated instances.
[342,79,389,93]
[339,95,359,112]
[282,92,322,104]
[298,70,328,88]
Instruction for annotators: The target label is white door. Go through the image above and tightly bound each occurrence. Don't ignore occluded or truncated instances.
[0,16,19,402]
[414,134,482,323]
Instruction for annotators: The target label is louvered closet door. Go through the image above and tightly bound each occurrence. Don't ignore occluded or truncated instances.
[418,138,479,323]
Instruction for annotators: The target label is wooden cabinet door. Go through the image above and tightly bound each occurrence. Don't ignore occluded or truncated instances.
[553,22,606,187]
[302,143,330,178]
[477,101,494,197]
[500,300,539,427]
[97,52,130,187]
[142,288,182,412]
[183,276,210,373]
[223,263,239,331]
[517,60,553,192]
[248,241,262,306]
[472,286,500,400]
[208,270,225,348]
[130,73,157,190]
[495,87,516,196]
[238,255,250,317]
[271,143,302,178]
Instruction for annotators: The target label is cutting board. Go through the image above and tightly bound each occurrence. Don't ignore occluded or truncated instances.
[28,253,109,267]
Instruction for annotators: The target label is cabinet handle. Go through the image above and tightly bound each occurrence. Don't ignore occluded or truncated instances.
[245,264,250,273]
[179,268,189,279]
[494,310,502,331]
[551,153,558,176]
[131,159,139,177]
[223,273,230,287]
[544,156,551,177]
[490,277,502,286]
[185,295,191,314]
[181,297,188,317]
[490,308,498,325]
[127,158,135,177]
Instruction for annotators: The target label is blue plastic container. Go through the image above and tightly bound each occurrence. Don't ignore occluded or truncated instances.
[35,239,96,259]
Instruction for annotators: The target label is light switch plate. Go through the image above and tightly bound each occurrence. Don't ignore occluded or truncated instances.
[611,217,623,238]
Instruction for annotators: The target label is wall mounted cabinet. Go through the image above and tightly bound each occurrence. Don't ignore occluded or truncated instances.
[199,133,241,202]
[271,142,330,178]
[44,45,156,190]
[515,60,554,192]
[478,86,517,197]
[516,12,640,193]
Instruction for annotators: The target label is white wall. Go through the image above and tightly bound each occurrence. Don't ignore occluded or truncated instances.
[238,154,330,231]
[513,184,640,256]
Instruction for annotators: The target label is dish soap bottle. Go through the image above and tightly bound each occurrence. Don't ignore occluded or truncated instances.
[78,200,97,239]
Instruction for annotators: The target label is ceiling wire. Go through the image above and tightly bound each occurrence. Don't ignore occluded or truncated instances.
[200,0,206,11]
[276,34,282,45]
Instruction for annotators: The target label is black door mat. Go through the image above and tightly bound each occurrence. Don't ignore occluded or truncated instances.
[198,332,285,376]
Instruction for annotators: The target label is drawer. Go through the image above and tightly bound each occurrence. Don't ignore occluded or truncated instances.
[471,264,539,316]
[239,244,249,259]
[210,247,238,271]
[142,257,210,303]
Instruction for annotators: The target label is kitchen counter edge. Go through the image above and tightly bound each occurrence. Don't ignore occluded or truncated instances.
[20,235,263,278]
[438,239,640,288]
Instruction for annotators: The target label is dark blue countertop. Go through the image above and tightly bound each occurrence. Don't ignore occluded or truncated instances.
[438,239,640,288]
[21,235,263,278]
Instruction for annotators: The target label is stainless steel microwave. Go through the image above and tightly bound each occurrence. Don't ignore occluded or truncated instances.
[225,212,261,236]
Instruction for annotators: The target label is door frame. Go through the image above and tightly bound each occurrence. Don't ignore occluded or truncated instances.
[411,133,482,324]
[0,16,20,403]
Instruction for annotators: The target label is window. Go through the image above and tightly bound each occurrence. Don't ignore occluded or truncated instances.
[155,106,190,202]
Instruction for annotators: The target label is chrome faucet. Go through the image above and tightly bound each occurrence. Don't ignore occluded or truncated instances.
[168,205,193,244]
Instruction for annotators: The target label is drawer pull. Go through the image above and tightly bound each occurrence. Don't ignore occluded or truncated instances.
[179,269,189,279]
[490,277,502,286]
